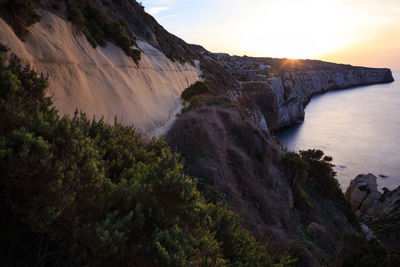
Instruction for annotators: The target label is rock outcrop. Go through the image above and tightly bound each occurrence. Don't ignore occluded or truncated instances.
[345,173,382,215]
[346,174,400,249]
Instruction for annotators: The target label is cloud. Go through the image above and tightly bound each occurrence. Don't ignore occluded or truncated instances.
[147,6,169,15]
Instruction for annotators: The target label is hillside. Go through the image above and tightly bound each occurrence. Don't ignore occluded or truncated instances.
[0,0,397,266]
[0,2,200,134]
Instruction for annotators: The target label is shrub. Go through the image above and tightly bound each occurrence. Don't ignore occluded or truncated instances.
[0,53,293,266]
[282,152,308,187]
[299,149,358,226]
[181,81,214,102]
[337,233,400,267]
[299,149,341,198]
[0,0,41,40]
[180,95,231,114]
[65,0,141,64]
[294,185,314,211]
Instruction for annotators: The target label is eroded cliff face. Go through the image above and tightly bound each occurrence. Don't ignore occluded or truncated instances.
[0,8,199,134]
[209,53,394,131]
[258,68,394,130]
[253,68,393,130]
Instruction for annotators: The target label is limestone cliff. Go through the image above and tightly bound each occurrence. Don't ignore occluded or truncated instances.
[0,7,199,134]
[260,68,394,129]
[208,53,394,130]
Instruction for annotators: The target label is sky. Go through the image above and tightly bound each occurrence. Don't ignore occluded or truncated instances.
[141,0,400,70]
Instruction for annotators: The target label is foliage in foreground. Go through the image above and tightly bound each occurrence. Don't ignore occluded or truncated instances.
[0,54,294,266]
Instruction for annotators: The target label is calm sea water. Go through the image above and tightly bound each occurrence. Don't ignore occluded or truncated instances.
[276,70,400,191]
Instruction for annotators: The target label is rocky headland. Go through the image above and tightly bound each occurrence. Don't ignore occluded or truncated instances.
[205,53,394,130]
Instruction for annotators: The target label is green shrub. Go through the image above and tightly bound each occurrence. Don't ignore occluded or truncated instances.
[66,0,85,26]
[299,149,358,226]
[181,81,214,102]
[180,94,230,114]
[0,53,293,266]
[65,0,141,64]
[294,185,314,211]
[299,149,341,198]
[338,233,400,267]
[282,152,308,186]
[0,0,41,40]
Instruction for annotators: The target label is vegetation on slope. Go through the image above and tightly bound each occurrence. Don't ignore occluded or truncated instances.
[0,0,41,40]
[282,149,357,226]
[65,0,141,64]
[0,0,141,64]
[337,232,400,266]
[0,53,295,266]
[181,81,214,102]
[282,149,400,265]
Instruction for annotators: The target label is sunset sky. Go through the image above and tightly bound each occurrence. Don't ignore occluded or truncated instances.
[141,0,400,69]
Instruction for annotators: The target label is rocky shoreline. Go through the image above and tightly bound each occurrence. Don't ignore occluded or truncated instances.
[346,173,400,249]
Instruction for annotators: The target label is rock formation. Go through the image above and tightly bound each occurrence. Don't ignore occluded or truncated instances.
[345,173,382,215]
[346,174,400,249]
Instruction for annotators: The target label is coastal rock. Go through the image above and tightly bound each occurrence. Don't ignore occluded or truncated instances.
[346,174,400,249]
[345,173,381,214]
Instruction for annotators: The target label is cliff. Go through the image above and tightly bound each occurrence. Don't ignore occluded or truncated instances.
[0,5,199,134]
[209,53,394,130]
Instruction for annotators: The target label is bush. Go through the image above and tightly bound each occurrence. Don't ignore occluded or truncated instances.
[282,152,308,186]
[299,149,358,226]
[299,149,341,198]
[0,0,41,40]
[337,233,400,267]
[0,53,293,266]
[180,95,231,114]
[181,81,214,102]
[66,0,141,64]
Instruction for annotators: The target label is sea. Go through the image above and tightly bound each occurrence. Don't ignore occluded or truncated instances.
[276,70,400,191]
